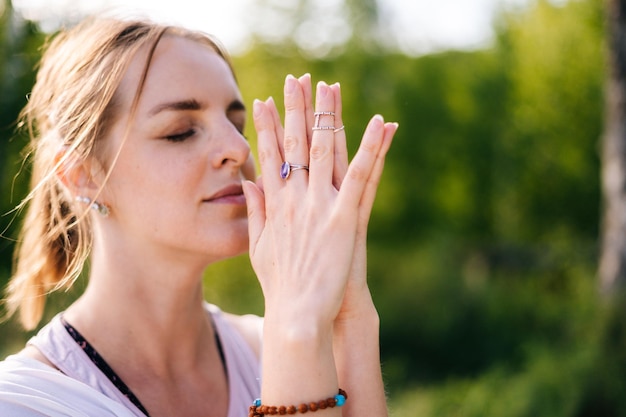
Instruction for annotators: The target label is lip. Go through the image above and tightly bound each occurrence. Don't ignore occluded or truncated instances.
[204,184,246,204]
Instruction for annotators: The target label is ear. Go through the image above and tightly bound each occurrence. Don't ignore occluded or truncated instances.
[54,147,99,195]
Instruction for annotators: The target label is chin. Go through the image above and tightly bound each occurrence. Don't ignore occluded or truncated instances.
[214,228,250,259]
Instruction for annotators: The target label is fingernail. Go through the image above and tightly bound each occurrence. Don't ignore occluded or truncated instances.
[285,75,296,93]
[370,114,384,130]
[241,179,252,194]
[317,81,329,98]
[253,99,263,115]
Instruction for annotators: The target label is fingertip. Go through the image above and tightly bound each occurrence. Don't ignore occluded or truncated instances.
[285,74,297,93]
[369,114,384,131]
[253,99,266,121]
[241,178,253,190]
[242,179,255,198]
[386,122,399,134]
[316,80,330,98]
[242,180,263,214]
[265,96,277,113]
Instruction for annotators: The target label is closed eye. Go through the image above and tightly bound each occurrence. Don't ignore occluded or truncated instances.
[165,129,196,142]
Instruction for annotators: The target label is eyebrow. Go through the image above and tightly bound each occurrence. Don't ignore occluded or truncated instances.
[148,98,246,116]
[148,99,202,116]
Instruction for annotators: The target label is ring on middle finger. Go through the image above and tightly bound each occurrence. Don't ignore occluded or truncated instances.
[313,111,335,131]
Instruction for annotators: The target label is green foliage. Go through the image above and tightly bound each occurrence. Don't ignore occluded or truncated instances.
[0,3,46,276]
[235,0,610,415]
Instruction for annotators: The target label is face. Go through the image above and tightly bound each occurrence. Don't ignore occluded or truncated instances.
[97,35,255,264]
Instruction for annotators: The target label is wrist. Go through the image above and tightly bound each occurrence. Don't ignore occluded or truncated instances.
[335,288,378,324]
[261,315,339,410]
[334,306,380,336]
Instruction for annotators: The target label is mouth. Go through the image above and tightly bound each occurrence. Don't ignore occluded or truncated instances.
[204,184,246,204]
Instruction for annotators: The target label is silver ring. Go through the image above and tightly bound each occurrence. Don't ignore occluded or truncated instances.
[280,161,309,179]
[313,111,335,130]
[334,125,345,133]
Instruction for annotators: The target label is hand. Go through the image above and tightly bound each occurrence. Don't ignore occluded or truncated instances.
[243,74,395,327]
[295,75,398,324]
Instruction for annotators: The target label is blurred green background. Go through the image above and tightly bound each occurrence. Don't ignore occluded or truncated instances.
[1,0,623,415]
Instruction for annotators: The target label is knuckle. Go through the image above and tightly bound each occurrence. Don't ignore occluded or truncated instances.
[309,144,330,161]
[361,140,379,154]
[284,100,304,112]
[283,135,300,153]
[348,166,367,182]
[257,148,270,165]
[367,175,381,189]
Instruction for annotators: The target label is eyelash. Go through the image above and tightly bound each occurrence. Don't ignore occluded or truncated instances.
[165,129,196,142]
[164,119,245,142]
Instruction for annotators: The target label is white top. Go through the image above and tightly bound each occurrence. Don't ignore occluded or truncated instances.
[0,303,261,417]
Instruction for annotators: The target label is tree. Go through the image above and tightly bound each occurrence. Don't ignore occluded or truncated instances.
[600,0,626,292]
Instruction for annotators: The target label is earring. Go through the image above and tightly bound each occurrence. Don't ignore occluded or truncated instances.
[76,196,110,217]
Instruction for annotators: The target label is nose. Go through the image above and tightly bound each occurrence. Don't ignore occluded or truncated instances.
[212,120,251,170]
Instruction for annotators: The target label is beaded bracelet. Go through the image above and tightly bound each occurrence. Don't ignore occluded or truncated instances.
[249,389,348,416]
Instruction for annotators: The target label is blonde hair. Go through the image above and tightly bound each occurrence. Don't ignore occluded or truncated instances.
[3,16,233,330]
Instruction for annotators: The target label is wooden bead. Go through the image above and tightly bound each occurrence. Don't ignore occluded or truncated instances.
[252,389,347,416]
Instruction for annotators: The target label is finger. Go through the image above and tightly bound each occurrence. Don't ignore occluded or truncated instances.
[337,115,387,210]
[355,122,399,227]
[298,73,314,147]
[308,81,336,193]
[253,99,283,195]
[282,74,310,183]
[266,97,284,160]
[330,82,348,190]
[242,179,266,255]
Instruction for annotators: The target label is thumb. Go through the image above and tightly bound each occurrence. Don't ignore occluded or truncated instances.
[242,179,266,253]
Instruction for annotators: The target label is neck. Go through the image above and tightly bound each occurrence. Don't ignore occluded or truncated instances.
[63,243,216,373]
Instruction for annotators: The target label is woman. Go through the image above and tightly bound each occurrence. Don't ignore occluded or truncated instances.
[0,16,397,417]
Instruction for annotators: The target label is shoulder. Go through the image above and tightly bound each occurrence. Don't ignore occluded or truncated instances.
[15,345,59,370]
[0,353,134,417]
[222,312,264,360]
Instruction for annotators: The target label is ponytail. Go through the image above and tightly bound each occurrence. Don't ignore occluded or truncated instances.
[4,146,91,330]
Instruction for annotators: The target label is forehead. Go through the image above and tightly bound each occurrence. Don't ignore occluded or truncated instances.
[117,35,240,113]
